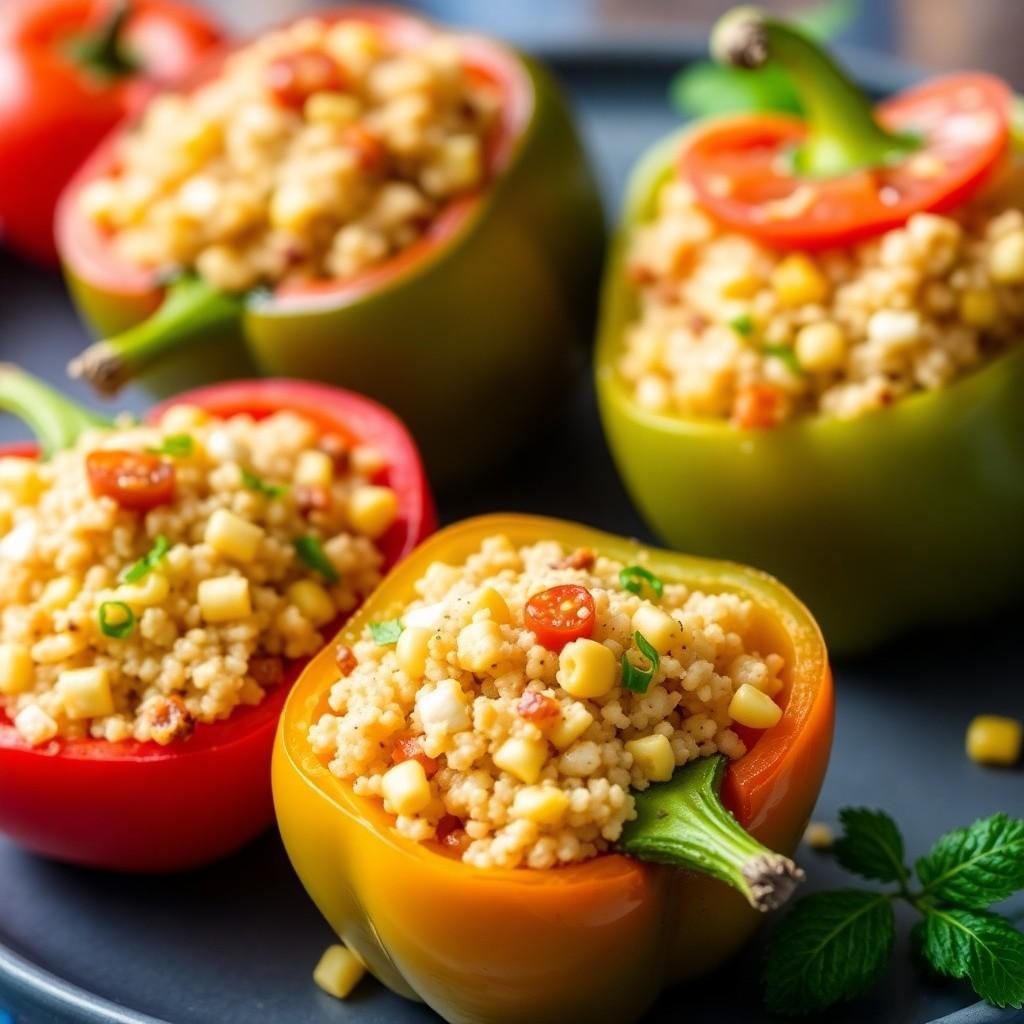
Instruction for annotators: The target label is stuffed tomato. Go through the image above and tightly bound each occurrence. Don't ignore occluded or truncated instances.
[596,7,1024,653]
[0,368,434,871]
[59,7,605,484]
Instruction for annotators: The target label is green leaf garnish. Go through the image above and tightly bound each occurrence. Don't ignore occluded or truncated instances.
[729,313,755,337]
[121,534,169,583]
[763,344,805,376]
[833,807,909,884]
[240,468,288,498]
[621,631,659,694]
[98,600,135,639]
[369,619,403,645]
[146,434,193,458]
[294,535,339,584]
[618,565,664,598]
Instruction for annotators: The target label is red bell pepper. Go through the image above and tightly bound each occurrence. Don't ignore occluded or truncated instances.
[0,371,435,872]
[0,0,223,265]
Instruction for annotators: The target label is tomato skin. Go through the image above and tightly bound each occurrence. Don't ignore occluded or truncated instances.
[0,0,222,265]
[85,448,175,509]
[265,50,343,110]
[524,584,596,652]
[732,384,784,430]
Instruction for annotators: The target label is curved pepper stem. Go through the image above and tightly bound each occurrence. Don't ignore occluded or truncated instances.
[0,365,111,459]
[617,755,804,912]
[68,275,245,397]
[66,0,139,79]
[711,5,918,178]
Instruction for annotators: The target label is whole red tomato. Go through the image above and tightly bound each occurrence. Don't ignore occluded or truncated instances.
[0,0,223,265]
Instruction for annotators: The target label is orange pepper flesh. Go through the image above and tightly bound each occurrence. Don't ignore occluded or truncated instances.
[273,514,833,1024]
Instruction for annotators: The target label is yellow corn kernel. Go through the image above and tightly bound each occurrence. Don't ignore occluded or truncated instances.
[0,459,42,503]
[113,570,170,609]
[57,666,114,719]
[771,253,829,307]
[350,444,385,475]
[422,135,482,196]
[347,485,399,539]
[294,450,334,489]
[0,643,33,695]
[549,703,594,751]
[988,231,1024,284]
[396,626,431,678]
[720,268,761,299]
[558,638,616,698]
[729,683,783,730]
[270,182,319,231]
[39,576,79,612]
[958,288,999,328]
[803,822,835,850]
[313,945,366,1000]
[381,758,431,815]
[198,576,252,622]
[304,92,361,126]
[456,619,504,674]
[625,734,675,782]
[630,605,679,655]
[493,736,548,784]
[966,715,1022,767]
[795,321,847,372]
[205,508,264,563]
[178,117,220,164]
[415,678,470,733]
[511,785,571,826]
[466,586,511,624]
[159,404,210,433]
[288,580,335,627]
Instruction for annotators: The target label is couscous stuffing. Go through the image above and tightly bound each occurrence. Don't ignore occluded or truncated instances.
[0,405,395,747]
[619,170,1024,427]
[78,16,498,292]
[310,535,786,870]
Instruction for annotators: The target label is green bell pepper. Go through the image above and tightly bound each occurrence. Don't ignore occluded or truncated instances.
[58,9,605,486]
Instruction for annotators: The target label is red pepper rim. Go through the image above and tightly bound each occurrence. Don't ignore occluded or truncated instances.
[0,377,436,763]
[54,8,533,313]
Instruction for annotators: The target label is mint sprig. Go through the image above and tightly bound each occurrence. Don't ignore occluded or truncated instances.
[764,810,1024,1015]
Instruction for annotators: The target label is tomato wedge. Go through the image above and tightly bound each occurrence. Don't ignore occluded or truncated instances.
[85,448,175,509]
[525,584,596,651]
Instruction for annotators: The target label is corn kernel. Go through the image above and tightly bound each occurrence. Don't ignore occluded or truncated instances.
[57,666,114,719]
[0,643,33,695]
[159,404,210,433]
[988,231,1024,283]
[294,450,334,489]
[549,703,594,751]
[466,586,511,624]
[0,459,41,503]
[113,571,170,609]
[270,182,318,231]
[456,619,504,674]
[493,736,548,784]
[720,268,761,299]
[39,576,79,612]
[625,734,675,782]
[198,576,252,622]
[729,683,783,730]
[347,485,398,539]
[396,626,431,678]
[795,321,847,372]
[205,508,264,563]
[558,638,616,698]
[350,444,385,475]
[772,253,829,306]
[288,580,335,626]
[803,822,834,850]
[966,715,1022,767]
[382,758,431,815]
[313,945,365,1000]
[415,678,469,733]
[305,92,361,126]
[958,288,999,328]
[630,605,679,655]
[511,785,571,826]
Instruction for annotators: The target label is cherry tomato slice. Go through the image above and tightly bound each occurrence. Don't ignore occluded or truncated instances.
[684,73,1013,250]
[265,51,343,109]
[524,584,596,651]
[732,384,785,430]
[85,449,175,510]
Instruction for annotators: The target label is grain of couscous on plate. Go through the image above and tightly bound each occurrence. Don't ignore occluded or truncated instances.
[0,403,397,748]
[310,534,786,871]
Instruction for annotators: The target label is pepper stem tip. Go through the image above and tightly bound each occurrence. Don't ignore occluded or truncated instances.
[67,342,128,398]
[743,852,806,912]
[711,6,770,70]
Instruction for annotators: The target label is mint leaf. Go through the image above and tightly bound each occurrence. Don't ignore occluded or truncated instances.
[833,808,908,884]
[920,907,1024,1009]
[369,619,403,645]
[763,890,894,1015]
[917,814,1024,908]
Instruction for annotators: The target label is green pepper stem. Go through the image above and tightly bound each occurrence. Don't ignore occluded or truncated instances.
[711,5,918,178]
[66,0,139,79]
[617,755,804,912]
[68,275,245,397]
[0,365,111,459]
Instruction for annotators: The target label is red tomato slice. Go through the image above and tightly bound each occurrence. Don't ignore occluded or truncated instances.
[85,449,175,509]
[525,584,596,651]
[684,73,1013,249]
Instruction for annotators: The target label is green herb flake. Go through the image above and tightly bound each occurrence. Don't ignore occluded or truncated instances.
[729,313,755,337]
[294,535,339,584]
[621,631,659,694]
[121,534,170,584]
[763,343,806,376]
[618,565,664,599]
[369,619,403,645]
[98,600,136,639]
[146,434,194,458]
[240,468,288,498]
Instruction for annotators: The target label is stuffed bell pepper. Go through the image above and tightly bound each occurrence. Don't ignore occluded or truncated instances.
[0,367,434,871]
[59,7,605,484]
[596,7,1024,653]
[274,514,832,1024]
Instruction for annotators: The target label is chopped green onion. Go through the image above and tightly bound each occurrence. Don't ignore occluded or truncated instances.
[121,534,170,583]
[369,619,403,645]
[619,565,664,598]
[621,631,660,694]
[146,434,194,458]
[762,344,806,376]
[241,467,288,498]
[99,600,135,639]
[295,535,339,584]
[729,313,755,337]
